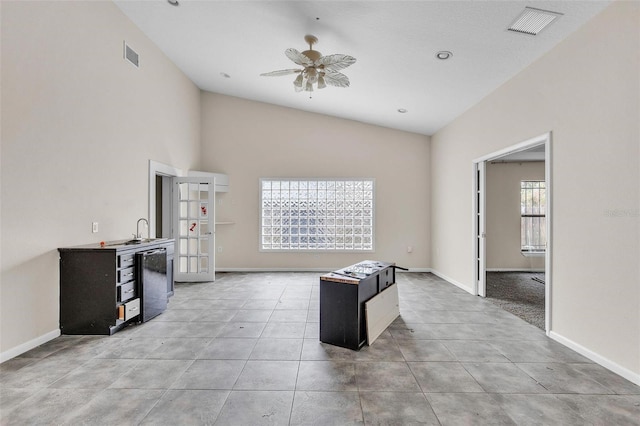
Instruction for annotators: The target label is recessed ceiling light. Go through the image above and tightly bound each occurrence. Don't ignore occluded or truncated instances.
[220,72,231,78]
[167,0,179,6]
[435,51,452,60]
[397,108,408,114]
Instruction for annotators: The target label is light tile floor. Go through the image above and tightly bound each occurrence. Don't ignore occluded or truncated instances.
[1,272,639,425]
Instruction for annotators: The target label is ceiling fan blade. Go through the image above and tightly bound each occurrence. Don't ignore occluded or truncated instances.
[316,54,356,72]
[260,69,302,77]
[285,48,313,67]
[322,71,350,88]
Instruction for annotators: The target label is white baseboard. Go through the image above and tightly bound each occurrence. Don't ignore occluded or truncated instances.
[549,331,640,386]
[216,267,433,273]
[402,268,431,273]
[0,329,60,363]
[217,267,339,273]
[486,268,545,272]
[430,269,474,294]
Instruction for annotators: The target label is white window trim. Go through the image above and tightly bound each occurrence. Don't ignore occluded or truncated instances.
[259,178,376,253]
[520,180,546,254]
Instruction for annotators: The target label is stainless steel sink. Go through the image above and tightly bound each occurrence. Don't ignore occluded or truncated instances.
[102,238,166,247]
[124,239,145,245]
[124,238,165,245]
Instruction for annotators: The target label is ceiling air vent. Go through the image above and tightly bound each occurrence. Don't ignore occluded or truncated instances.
[508,7,563,36]
[124,42,139,68]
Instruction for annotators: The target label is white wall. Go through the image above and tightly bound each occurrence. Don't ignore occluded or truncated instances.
[486,161,545,271]
[0,1,201,357]
[431,1,639,378]
[200,93,431,271]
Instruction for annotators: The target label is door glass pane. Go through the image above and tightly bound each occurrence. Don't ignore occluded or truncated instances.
[179,256,188,273]
[179,238,188,255]
[189,256,198,273]
[189,238,198,255]
[200,238,209,255]
[200,221,209,235]
[189,201,198,218]
[189,183,198,200]
[188,221,197,235]
[200,256,208,272]
[200,202,209,218]
[200,185,209,199]
[179,220,188,237]
[179,183,188,200]
[180,202,188,218]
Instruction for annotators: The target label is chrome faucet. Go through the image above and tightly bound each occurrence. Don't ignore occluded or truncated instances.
[135,218,149,240]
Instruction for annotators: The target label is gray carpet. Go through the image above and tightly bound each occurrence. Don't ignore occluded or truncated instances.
[486,271,545,330]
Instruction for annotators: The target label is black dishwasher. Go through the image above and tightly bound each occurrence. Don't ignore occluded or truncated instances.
[137,248,168,322]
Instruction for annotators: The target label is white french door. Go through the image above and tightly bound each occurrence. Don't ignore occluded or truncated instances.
[474,161,487,297]
[172,177,215,282]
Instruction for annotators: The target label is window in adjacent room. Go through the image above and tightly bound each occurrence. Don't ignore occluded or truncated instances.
[521,180,546,253]
[260,178,374,251]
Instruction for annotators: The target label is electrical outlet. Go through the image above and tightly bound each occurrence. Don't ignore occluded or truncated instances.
[92,222,99,233]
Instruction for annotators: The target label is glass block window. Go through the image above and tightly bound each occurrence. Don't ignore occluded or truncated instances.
[260,178,375,251]
[521,180,546,252]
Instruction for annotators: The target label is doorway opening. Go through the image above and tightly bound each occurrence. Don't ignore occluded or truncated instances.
[473,132,552,334]
[155,174,173,238]
[148,160,181,239]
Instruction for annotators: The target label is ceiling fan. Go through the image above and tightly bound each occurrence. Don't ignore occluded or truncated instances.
[260,34,356,93]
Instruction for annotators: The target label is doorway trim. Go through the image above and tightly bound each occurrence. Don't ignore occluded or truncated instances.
[472,132,552,334]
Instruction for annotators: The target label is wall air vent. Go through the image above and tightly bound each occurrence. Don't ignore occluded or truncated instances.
[124,42,139,68]
[508,7,563,36]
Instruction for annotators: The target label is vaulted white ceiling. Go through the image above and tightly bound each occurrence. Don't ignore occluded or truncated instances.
[115,1,611,136]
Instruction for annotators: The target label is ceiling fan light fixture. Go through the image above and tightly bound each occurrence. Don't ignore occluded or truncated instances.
[293,73,303,88]
[306,67,318,83]
[305,81,314,92]
[317,75,326,89]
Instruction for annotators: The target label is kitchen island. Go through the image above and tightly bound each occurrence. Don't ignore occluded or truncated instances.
[319,260,396,350]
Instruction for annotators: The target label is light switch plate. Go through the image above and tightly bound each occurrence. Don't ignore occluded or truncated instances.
[92,222,99,233]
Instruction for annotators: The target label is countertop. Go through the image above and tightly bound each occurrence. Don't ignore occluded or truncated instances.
[59,238,174,251]
[320,260,394,284]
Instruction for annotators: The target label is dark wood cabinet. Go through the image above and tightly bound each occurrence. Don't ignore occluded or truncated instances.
[319,261,395,350]
[58,239,174,335]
